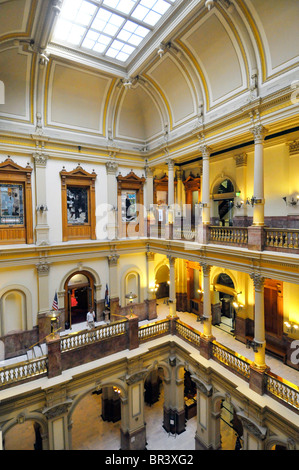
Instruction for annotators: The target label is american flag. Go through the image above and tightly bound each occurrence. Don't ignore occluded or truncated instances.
[105,284,110,308]
[52,291,58,311]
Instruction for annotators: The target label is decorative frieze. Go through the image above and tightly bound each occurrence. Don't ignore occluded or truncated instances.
[288,140,299,157]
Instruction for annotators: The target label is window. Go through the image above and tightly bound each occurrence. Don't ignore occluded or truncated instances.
[51,0,177,63]
[60,164,97,241]
[0,157,33,244]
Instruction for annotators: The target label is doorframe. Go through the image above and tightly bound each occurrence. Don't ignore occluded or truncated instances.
[64,270,95,327]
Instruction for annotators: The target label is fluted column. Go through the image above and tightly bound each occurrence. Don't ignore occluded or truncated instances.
[250,273,267,369]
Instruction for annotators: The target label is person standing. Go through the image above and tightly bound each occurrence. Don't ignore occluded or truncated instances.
[86,307,95,329]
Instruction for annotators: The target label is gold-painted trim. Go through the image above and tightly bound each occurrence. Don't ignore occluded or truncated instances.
[0,0,38,43]
[143,73,173,130]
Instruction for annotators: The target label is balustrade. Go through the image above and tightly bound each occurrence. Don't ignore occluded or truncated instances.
[265,228,299,250]
[138,319,170,341]
[266,372,299,411]
[209,226,248,246]
[212,341,251,380]
[0,357,47,388]
[61,320,127,353]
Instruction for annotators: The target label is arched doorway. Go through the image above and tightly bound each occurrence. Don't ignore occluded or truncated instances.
[213,178,235,227]
[155,265,169,300]
[64,271,95,329]
[3,419,43,450]
[215,273,236,334]
[220,399,243,450]
[71,387,122,450]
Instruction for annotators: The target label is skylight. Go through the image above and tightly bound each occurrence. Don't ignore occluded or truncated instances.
[52,0,176,63]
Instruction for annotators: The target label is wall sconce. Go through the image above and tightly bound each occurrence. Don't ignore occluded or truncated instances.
[246,339,262,353]
[246,197,262,207]
[205,0,215,10]
[282,195,299,207]
[197,289,204,294]
[36,204,48,212]
[157,44,165,58]
[199,315,209,323]
[123,78,132,89]
[284,321,299,334]
[198,202,207,208]
[234,200,244,209]
[113,386,121,394]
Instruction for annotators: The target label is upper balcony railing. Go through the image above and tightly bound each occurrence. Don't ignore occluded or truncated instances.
[1,317,298,415]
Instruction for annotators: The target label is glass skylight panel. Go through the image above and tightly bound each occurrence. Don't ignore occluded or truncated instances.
[103,0,137,14]
[52,0,178,63]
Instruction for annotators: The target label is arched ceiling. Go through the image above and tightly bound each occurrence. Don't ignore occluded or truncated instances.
[0,0,298,159]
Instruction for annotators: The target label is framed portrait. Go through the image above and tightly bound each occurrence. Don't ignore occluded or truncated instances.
[0,183,24,225]
[67,186,88,225]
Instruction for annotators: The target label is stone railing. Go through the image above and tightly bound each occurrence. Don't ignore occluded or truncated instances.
[175,319,201,347]
[212,341,251,380]
[61,320,127,353]
[1,318,298,415]
[266,372,299,412]
[265,228,299,251]
[138,319,170,342]
[209,226,248,246]
[0,356,47,389]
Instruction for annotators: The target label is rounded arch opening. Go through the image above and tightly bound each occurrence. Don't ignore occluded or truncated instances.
[3,418,45,450]
[64,270,96,329]
[213,177,235,227]
[155,264,170,299]
[0,289,27,336]
[214,273,237,335]
[70,383,124,450]
[213,395,244,450]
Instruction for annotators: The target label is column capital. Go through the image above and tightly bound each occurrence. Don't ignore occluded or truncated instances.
[145,165,154,178]
[234,152,247,167]
[250,124,267,144]
[105,160,118,175]
[33,151,48,167]
[200,262,211,276]
[250,273,265,291]
[200,144,211,159]
[146,251,155,262]
[36,260,50,276]
[167,254,176,265]
[166,158,175,170]
[108,253,120,266]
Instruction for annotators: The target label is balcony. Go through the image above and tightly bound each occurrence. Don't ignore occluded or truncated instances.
[1,302,298,416]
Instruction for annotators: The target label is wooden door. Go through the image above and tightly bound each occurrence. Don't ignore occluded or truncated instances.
[264,280,283,337]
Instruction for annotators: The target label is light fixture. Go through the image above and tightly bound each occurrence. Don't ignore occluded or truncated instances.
[282,195,299,207]
[205,0,215,10]
[284,321,299,334]
[234,200,244,209]
[36,204,48,212]
[125,291,137,317]
[123,78,133,89]
[246,196,262,207]
[113,386,121,394]
[157,44,165,58]
[246,339,262,353]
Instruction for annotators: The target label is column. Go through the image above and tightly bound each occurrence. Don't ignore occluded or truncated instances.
[251,124,267,226]
[249,273,269,395]
[167,158,175,238]
[105,159,118,240]
[167,255,177,317]
[234,153,248,226]
[44,400,72,450]
[145,252,157,320]
[108,253,120,316]
[36,258,51,342]
[192,376,215,450]
[198,145,211,244]
[176,258,188,312]
[33,151,50,245]
[145,166,154,237]
[163,360,186,435]
[120,372,147,450]
[200,263,214,359]
[248,125,267,250]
